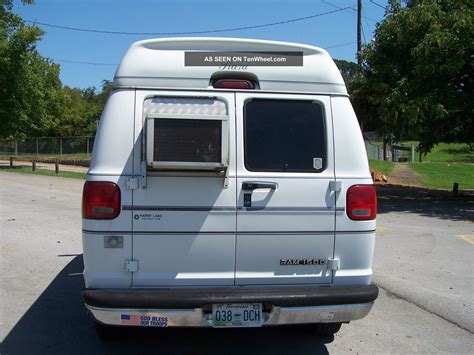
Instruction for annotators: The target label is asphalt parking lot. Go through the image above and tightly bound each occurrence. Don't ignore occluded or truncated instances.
[0,172,473,354]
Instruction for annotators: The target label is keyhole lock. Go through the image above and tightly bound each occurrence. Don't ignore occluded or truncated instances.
[244,193,252,208]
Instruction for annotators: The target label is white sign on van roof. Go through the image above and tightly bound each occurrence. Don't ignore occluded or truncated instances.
[113,37,347,95]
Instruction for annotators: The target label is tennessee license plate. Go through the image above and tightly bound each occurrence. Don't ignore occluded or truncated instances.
[212,303,263,328]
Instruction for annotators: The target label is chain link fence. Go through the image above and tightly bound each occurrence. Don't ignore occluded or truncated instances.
[1,135,415,163]
[0,137,95,158]
[365,141,415,162]
[365,141,384,160]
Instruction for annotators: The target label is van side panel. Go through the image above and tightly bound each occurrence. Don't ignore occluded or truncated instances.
[82,90,135,288]
[330,96,370,180]
[331,96,376,285]
[88,90,135,176]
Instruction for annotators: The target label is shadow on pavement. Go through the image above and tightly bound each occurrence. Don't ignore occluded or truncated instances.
[377,185,474,222]
[1,256,333,354]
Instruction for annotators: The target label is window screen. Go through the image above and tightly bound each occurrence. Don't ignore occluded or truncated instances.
[244,99,326,172]
[154,119,222,163]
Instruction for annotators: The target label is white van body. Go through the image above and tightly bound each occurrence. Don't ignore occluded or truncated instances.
[82,38,378,333]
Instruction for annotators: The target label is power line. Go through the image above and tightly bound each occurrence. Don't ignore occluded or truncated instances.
[321,0,356,14]
[25,7,352,36]
[321,0,378,22]
[54,59,117,66]
[362,7,372,43]
[369,0,386,10]
[324,41,357,49]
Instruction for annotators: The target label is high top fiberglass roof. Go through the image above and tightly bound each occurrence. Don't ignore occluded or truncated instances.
[113,37,347,95]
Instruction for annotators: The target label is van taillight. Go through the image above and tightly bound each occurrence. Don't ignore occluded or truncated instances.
[213,79,255,89]
[82,181,121,219]
[347,185,377,221]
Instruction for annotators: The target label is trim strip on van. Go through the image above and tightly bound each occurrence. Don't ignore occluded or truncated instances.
[123,205,235,212]
[237,207,344,212]
[122,205,345,212]
[82,229,376,235]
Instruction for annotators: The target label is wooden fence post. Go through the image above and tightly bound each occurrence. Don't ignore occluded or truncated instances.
[9,156,13,168]
[453,183,459,197]
[55,160,59,175]
[32,161,36,172]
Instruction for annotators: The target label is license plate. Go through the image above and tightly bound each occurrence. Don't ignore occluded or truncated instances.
[212,303,263,328]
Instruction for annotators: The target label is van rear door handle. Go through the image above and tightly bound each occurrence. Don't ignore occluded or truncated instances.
[242,181,278,191]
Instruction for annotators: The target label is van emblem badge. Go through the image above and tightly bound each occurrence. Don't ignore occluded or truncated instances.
[280,259,326,266]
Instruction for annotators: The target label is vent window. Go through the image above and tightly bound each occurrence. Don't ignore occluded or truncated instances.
[144,97,228,170]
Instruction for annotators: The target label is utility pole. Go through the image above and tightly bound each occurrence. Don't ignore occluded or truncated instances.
[357,0,362,67]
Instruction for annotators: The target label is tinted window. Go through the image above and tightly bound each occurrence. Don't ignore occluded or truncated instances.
[244,99,326,172]
[154,119,221,162]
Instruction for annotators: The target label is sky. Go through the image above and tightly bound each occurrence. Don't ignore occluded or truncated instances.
[13,0,388,90]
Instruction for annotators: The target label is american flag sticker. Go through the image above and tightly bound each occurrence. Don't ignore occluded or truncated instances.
[120,314,169,327]
[120,314,141,326]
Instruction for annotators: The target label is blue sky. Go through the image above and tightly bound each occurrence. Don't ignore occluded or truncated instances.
[13,0,388,89]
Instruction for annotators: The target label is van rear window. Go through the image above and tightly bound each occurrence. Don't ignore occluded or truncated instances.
[244,99,326,172]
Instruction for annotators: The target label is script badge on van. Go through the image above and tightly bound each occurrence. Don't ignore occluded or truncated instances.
[280,258,326,266]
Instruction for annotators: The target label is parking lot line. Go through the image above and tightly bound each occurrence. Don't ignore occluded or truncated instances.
[457,235,474,245]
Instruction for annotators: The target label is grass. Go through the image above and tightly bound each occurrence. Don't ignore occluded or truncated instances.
[399,142,473,163]
[0,166,86,179]
[367,141,473,162]
[421,143,473,163]
[369,159,395,175]
[0,153,91,161]
[409,162,474,189]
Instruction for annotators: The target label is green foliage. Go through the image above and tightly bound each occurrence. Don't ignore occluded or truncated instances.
[352,0,473,154]
[0,1,111,139]
[0,0,69,139]
[60,80,112,136]
[369,159,396,175]
[334,59,358,84]
[409,162,474,189]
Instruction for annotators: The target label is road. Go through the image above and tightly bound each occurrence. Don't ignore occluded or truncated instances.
[0,172,473,354]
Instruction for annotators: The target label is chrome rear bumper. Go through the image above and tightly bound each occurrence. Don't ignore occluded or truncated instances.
[87,302,374,328]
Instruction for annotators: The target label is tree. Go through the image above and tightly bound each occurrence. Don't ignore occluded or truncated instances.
[334,59,358,84]
[0,0,70,139]
[57,80,112,137]
[352,0,473,157]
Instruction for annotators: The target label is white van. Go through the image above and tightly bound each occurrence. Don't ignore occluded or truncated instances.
[81,38,378,337]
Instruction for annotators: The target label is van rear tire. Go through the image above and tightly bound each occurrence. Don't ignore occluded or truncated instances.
[314,322,342,336]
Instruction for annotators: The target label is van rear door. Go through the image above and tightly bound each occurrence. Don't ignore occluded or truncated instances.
[235,93,336,285]
[131,91,236,287]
